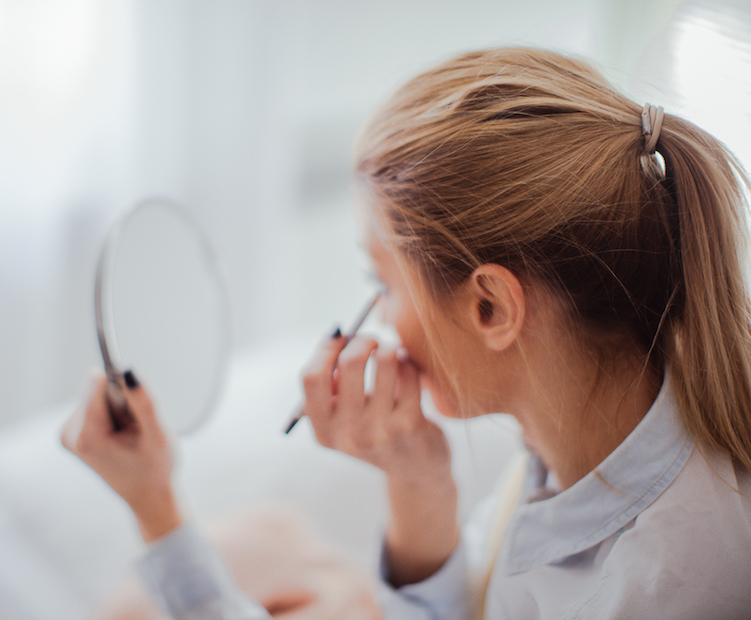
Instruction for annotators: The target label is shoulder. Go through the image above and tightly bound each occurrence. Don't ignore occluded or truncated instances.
[585,446,751,619]
[628,442,751,541]
[631,443,751,552]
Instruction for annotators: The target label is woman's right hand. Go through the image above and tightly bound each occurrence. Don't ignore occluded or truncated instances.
[61,370,182,543]
[301,333,452,484]
[302,333,460,587]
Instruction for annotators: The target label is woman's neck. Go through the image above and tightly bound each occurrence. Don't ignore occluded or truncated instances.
[509,336,663,491]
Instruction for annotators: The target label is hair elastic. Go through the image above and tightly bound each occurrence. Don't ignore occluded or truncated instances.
[641,103,664,154]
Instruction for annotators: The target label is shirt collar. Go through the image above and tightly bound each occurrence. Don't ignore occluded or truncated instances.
[501,371,694,575]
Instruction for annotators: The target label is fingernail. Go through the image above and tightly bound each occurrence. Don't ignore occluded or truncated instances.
[124,370,139,389]
[330,326,342,339]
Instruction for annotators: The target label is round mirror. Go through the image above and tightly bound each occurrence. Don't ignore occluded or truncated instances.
[95,199,230,435]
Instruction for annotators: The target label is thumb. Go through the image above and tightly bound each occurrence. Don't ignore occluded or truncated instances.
[61,370,108,452]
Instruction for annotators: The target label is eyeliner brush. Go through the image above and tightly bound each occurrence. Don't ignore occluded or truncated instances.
[284,291,383,434]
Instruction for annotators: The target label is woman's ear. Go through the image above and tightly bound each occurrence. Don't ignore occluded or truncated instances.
[466,265,525,351]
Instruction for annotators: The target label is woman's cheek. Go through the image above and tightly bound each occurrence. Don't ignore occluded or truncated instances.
[381,289,461,415]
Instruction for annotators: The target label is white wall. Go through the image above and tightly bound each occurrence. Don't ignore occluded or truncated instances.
[1,0,749,425]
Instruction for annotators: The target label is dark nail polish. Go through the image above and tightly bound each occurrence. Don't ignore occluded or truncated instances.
[124,370,139,389]
[330,326,342,339]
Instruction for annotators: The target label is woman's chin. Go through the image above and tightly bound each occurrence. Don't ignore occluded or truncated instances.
[424,386,492,420]
[420,379,463,419]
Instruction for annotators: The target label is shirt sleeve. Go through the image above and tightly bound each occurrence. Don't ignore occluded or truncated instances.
[136,523,271,620]
[376,539,472,620]
[375,464,523,620]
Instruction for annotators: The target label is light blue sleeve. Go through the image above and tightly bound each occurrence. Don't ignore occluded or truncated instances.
[136,523,271,620]
[376,539,472,620]
[375,482,507,620]
[137,522,475,620]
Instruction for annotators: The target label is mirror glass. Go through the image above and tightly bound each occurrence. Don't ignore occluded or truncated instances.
[96,199,230,434]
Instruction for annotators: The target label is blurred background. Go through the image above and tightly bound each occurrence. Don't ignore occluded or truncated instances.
[2,2,751,618]
[1,0,750,427]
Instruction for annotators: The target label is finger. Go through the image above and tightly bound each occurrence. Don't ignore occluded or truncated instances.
[65,372,115,456]
[336,336,378,419]
[117,369,161,435]
[302,332,349,379]
[105,380,136,432]
[369,348,399,415]
[61,369,103,451]
[301,334,348,423]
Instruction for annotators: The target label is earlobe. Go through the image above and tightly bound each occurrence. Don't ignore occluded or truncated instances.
[468,265,525,351]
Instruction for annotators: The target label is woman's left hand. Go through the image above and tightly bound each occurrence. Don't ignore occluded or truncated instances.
[61,370,182,542]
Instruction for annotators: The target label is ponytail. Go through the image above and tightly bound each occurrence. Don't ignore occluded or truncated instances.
[658,117,751,470]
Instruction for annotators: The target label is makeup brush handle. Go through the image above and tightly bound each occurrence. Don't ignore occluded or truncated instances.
[283,290,383,435]
[284,406,304,434]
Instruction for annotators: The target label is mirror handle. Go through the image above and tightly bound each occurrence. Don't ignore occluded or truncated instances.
[105,378,134,432]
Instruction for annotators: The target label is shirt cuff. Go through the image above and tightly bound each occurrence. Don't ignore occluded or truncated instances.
[378,539,469,619]
[136,522,270,620]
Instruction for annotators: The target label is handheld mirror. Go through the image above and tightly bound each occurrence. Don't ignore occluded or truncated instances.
[95,199,230,435]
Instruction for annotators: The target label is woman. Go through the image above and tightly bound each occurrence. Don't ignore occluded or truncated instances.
[64,48,751,618]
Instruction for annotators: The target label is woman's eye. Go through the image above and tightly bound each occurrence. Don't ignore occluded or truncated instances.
[365,269,387,292]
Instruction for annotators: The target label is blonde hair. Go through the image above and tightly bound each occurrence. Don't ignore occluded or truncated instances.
[354,48,751,470]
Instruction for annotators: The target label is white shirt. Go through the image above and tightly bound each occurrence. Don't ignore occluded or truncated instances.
[138,376,751,619]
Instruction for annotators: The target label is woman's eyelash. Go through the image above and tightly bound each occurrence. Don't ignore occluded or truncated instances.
[364,269,384,285]
[364,270,390,294]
